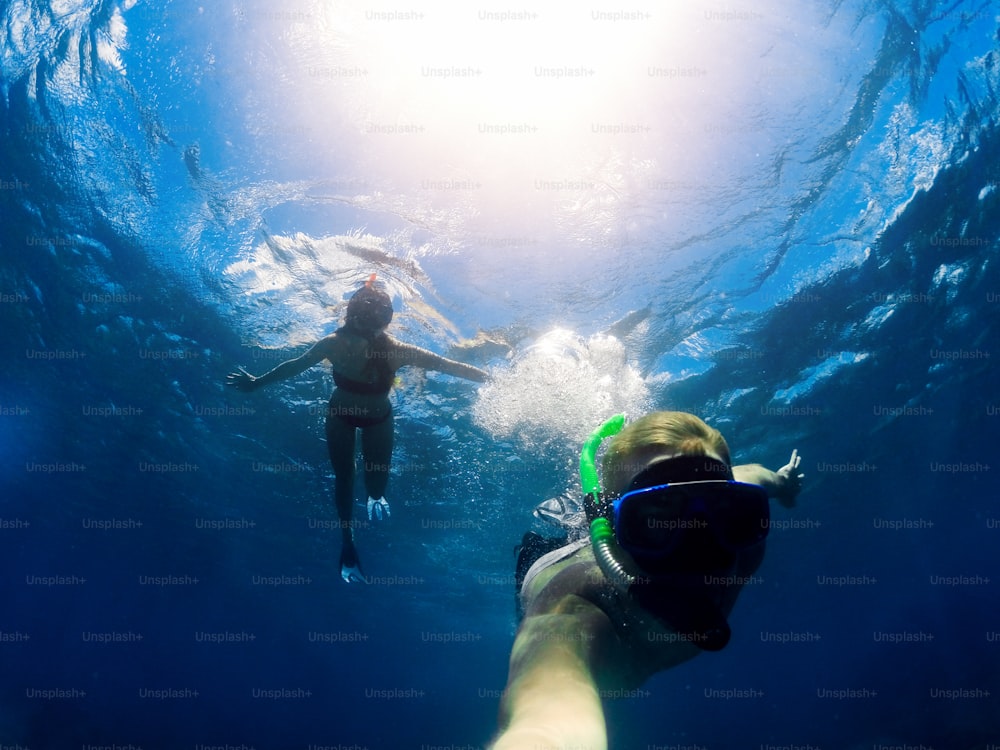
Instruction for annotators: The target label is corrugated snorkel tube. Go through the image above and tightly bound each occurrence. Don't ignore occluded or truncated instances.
[580,413,641,590]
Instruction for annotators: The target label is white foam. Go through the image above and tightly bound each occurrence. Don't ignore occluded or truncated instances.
[472,328,650,447]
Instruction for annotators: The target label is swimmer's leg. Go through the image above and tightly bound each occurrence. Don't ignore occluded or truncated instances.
[361,408,394,520]
[326,413,364,582]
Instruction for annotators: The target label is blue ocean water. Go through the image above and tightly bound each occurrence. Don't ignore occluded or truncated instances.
[1,0,999,748]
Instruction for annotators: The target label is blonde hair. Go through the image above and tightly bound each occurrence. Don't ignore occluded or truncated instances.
[601,411,731,494]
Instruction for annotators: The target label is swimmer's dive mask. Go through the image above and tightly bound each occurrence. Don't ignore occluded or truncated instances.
[579,414,770,651]
[346,273,393,333]
[612,457,770,572]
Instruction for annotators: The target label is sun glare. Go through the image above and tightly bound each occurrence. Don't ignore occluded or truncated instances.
[269,0,814,263]
[308,2,698,199]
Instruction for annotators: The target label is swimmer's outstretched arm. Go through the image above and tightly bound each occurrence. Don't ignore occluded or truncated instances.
[226,337,335,392]
[733,449,804,508]
[390,339,489,382]
[491,598,612,750]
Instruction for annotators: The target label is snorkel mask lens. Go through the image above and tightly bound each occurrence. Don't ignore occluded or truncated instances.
[612,480,770,566]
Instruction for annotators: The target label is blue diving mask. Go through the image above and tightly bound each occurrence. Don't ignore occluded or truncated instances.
[612,460,770,569]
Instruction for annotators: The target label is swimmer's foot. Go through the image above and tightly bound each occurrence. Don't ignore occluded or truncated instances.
[339,539,366,584]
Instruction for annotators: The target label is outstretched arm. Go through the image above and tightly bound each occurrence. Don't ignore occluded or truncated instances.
[226,338,333,392]
[391,340,489,382]
[733,449,804,508]
[491,598,612,750]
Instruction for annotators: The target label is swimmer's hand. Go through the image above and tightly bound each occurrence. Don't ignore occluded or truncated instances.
[367,496,391,522]
[774,449,804,508]
[340,539,366,584]
[226,367,259,392]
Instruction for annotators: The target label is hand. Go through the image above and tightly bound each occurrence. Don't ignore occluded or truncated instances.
[226,367,258,392]
[774,449,804,508]
[367,496,391,522]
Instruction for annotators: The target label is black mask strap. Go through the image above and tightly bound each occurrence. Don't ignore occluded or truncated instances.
[625,455,732,492]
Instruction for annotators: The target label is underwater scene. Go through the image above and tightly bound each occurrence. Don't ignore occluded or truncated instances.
[1,1,999,748]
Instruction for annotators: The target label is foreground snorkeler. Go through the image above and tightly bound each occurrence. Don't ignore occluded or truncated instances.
[491,411,803,750]
[227,274,488,583]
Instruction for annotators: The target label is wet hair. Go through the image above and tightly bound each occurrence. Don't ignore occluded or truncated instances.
[601,411,732,495]
[345,275,393,334]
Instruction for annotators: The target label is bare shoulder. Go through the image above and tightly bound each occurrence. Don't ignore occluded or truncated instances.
[382,334,423,355]
[382,335,438,366]
[312,331,365,363]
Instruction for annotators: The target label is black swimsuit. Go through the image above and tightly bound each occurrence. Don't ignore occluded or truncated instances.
[329,329,395,427]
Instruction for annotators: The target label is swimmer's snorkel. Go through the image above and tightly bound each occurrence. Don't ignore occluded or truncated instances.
[580,414,640,590]
[580,413,734,652]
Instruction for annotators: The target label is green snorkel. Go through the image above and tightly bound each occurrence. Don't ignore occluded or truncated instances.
[580,413,642,589]
[579,413,625,498]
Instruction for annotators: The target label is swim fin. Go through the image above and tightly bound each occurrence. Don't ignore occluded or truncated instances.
[340,538,366,584]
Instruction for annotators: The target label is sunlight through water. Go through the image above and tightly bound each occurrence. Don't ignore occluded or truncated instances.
[254,0,855,283]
